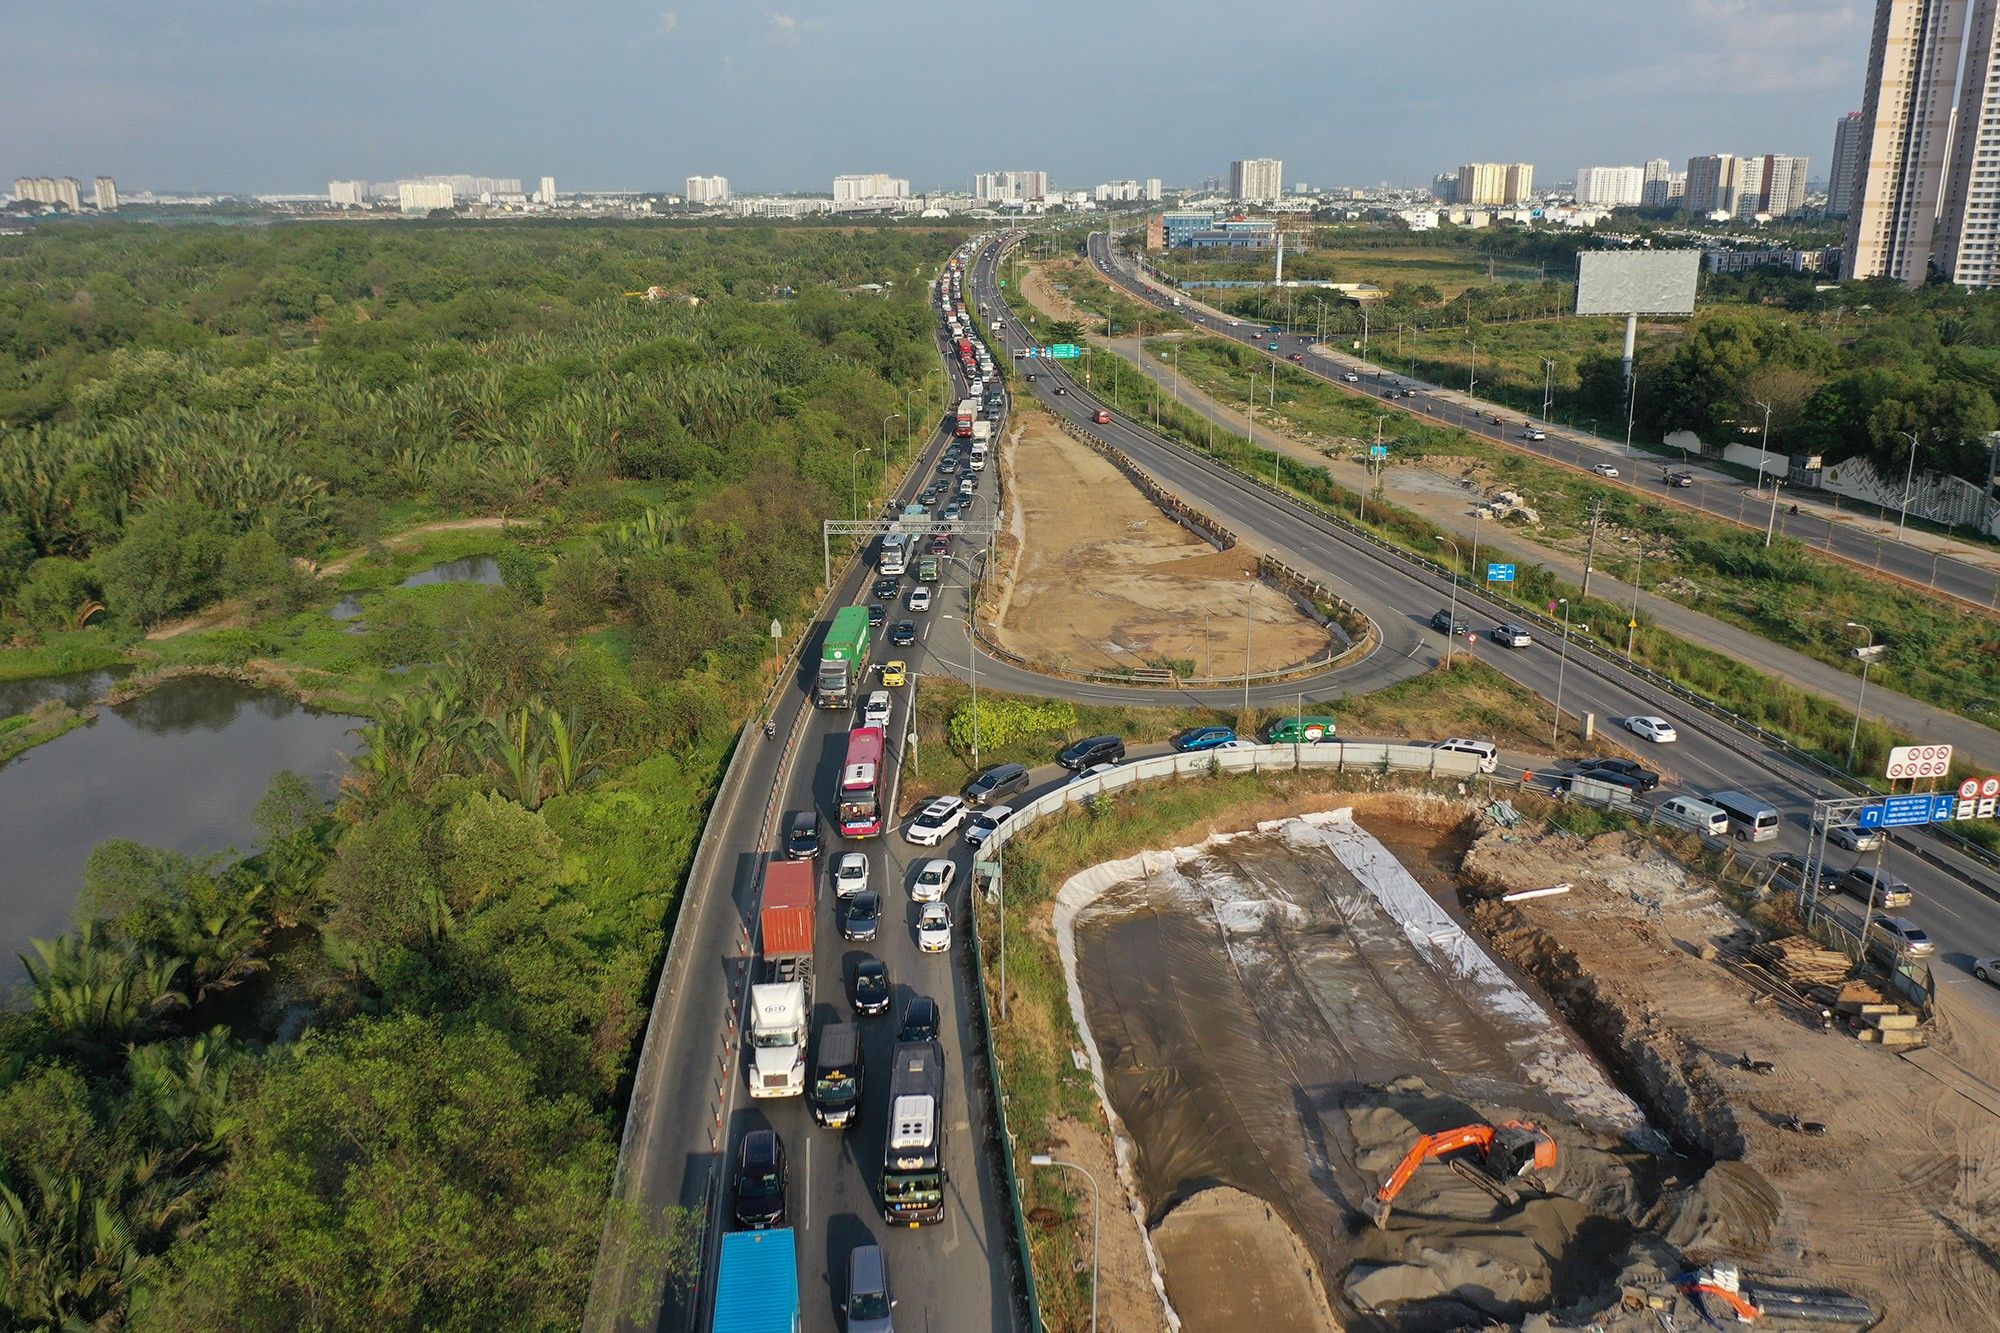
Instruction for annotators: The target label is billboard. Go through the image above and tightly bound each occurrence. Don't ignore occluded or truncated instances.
[1885,743,1952,780]
[1574,251,1700,316]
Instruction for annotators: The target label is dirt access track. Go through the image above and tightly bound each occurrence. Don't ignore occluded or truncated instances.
[990,412,1329,676]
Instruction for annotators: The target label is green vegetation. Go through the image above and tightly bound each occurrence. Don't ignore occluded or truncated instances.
[0,218,965,1330]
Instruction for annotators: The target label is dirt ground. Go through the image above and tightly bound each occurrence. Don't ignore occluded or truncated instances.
[991,413,1330,675]
[1019,260,1089,328]
[1466,826,2000,1329]
[1152,1186,1337,1333]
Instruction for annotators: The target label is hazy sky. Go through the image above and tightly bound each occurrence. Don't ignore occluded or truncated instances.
[9,0,1870,194]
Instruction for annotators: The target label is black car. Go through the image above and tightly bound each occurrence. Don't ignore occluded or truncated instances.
[889,620,917,647]
[842,891,882,942]
[1058,734,1126,771]
[1578,757,1659,793]
[866,604,885,628]
[733,1129,788,1229]
[871,577,900,601]
[939,458,960,474]
[849,956,891,1015]
[1430,608,1469,634]
[786,810,821,861]
[1767,852,1838,894]
[965,762,1031,805]
[1054,385,1067,395]
[899,994,941,1044]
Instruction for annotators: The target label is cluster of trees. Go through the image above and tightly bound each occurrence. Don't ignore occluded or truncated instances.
[0,218,961,1328]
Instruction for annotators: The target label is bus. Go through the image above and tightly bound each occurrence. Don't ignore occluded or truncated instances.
[839,726,885,838]
[881,1039,946,1225]
[878,533,907,576]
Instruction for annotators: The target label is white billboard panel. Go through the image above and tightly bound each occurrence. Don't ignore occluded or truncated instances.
[1574,250,1700,316]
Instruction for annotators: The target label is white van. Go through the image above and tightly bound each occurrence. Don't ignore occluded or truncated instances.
[1707,789,1781,843]
[1433,738,1498,774]
[1655,795,1729,838]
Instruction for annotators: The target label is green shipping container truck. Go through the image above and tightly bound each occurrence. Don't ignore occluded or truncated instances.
[817,605,871,709]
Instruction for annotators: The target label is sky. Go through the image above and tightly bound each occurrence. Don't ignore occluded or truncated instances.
[8,0,1872,195]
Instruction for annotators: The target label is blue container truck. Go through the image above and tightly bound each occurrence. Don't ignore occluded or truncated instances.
[712,1227,800,1332]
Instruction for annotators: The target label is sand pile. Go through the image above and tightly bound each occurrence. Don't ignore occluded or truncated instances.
[1150,1187,1337,1333]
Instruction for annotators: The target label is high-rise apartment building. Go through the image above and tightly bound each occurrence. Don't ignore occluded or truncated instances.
[1938,0,2000,284]
[92,177,118,211]
[1844,0,1966,284]
[1229,158,1283,203]
[1758,154,1810,216]
[539,176,557,204]
[834,173,910,204]
[399,181,455,212]
[1732,155,1768,218]
[1640,159,1675,207]
[973,171,1047,203]
[13,177,83,210]
[329,180,367,207]
[685,175,730,204]
[1432,172,1459,201]
[1828,111,1866,216]
[1683,155,1740,214]
[1575,165,1645,207]
[1455,163,1533,205]
[1143,178,1163,201]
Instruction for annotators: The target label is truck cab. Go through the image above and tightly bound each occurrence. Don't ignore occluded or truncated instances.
[750,981,809,1097]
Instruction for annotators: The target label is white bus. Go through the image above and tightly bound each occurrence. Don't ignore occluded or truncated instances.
[878,533,908,576]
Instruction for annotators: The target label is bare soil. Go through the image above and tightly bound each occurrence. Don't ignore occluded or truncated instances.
[1020,261,1088,327]
[991,412,1329,675]
[1039,1116,1171,1333]
[1151,1186,1338,1333]
[1466,827,2000,1329]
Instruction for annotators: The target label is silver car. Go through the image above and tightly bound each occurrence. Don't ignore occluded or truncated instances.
[846,1244,895,1332]
[1827,824,1883,852]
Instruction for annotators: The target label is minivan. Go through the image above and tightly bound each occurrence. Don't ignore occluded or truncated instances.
[1655,795,1729,838]
[965,762,1031,805]
[1706,790,1780,842]
[1433,738,1498,774]
[811,1022,864,1129]
[1267,715,1337,744]
[1057,735,1126,770]
[1837,865,1913,908]
[845,1243,896,1332]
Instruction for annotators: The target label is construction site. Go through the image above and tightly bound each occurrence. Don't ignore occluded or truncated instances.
[1045,795,1994,1331]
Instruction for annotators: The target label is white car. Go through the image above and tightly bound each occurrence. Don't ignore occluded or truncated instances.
[1068,761,1122,786]
[964,805,1013,846]
[1592,462,1620,478]
[833,852,870,899]
[1522,427,1547,441]
[1626,715,1679,743]
[1973,957,2000,985]
[862,690,892,729]
[904,795,968,846]
[1342,372,1360,383]
[1214,739,1257,750]
[918,902,953,953]
[912,858,957,902]
[908,586,933,613]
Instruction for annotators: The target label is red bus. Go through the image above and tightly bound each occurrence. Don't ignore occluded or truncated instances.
[839,726,886,838]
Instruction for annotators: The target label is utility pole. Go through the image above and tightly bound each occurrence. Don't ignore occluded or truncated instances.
[1580,497,1604,599]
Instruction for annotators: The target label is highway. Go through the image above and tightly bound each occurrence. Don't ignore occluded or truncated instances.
[1082,231,2000,612]
[970,232,2000,1026]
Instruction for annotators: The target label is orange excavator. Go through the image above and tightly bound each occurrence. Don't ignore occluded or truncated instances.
[1364,1119,1558,1228]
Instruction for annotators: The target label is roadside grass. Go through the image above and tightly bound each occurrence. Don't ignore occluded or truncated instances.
[0,632,131,682]
[983,767,1469,1332]
[1327,656,1601,756]
[1401,318,1681,424]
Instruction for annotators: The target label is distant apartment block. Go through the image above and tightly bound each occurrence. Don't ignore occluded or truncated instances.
[1683,155,1738,214]
[399,180,455,212]
[974,171,1047,203]
[328,180,367,207]
[92,177,118,211]
[1828,111,1866,217]
[1094,180,1147,202]
[538,176,557,204]
[1144,178,1163,201]
[13,177,83,210]
[1705,247,1842,274]
[1574,165,1645,207]
[1732,155,1768,218]
[1938,0,2000,285]
[1844,0,1965,283]
[1758,154,1810,217]
[685,175,730,204]
[1455,163,1533,205]
[1229,158,1283,203]
[1640,160,1675,207]
[1432,172,1458,201]
[834,173,910,204]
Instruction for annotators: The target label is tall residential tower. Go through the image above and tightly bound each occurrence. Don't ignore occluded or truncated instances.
[1938,0,2000,284]
[1843,0,1965,283]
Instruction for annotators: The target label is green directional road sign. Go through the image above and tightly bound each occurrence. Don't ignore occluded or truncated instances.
[1048,344,1082,359]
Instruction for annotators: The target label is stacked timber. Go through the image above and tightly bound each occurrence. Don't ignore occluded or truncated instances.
[1748,937,1851,990]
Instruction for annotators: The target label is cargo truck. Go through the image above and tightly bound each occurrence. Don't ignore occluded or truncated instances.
[969,420,992,448]
[816,605,871,710]
[712,1229,800,1332]
[749,860,815,1098]
[954,399,976,438]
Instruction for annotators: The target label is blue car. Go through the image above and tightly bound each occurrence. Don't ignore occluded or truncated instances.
[1171,725,1237,752]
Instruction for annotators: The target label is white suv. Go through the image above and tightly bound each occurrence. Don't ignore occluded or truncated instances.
[862,690,892,729]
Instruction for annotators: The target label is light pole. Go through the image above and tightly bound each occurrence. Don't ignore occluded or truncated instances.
[1466,340,1478,396]
[1764,476,1785,547]
[1624,371,1639,456]
[1541,356,1556,424]
[1551,597,1572,746]
[1897,429,1921,538]
[1626,543,1645,659]
[1437,537,1461,665]
[1845,621,1875,773]
[1027,1155,1100,1333]
[849,446,870,520]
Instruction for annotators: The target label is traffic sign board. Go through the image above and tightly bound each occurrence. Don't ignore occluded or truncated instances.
[1369,444,1389,458]
[1886,744,1952,780]
[1882,794,1936,827]
[1858,805,1885,827]
[1487,564,1516,582]
[1932,794,1957,822]
[1048,343,1082,359]
[1962,778,1981,800]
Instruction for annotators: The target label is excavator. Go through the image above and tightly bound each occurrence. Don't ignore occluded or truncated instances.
[1364,1119,1558,1228]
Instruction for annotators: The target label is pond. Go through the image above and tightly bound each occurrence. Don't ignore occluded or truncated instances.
[331,555,503,620]
[0,677,364,990]
[0,666,133,721]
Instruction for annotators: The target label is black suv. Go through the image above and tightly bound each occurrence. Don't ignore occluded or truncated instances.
[872,577,900,601]
[899,994,941,1044]
[1577,758,1659,793]
[786,810,821,861]
[889,621,917,647]
[1058,735,1126,771]
[965,762,1031,805]
[732,1129,788,1229]
[1430,609,1469,634]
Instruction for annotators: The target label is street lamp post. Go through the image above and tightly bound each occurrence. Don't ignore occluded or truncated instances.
[1541,356,1556,424]
[1551,597,1573,745]
[1466,341,1478,396]
[1764,476,1785,547]
[1027,1155,1100,1333]
[1897,429,1921,538]
[1437,537,1461,665]
[1846,622,1875,772]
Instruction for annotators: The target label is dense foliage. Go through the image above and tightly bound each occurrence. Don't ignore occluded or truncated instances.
[0,218,961,1329]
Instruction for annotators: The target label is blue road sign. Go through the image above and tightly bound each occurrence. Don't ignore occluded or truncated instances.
[1932,793,1958,822]
[1487,564,1516,582]
[1882,794,1934,827]
[1369,444,1389,458]
[1048,344,1082,359]
[1857,805,1885,827]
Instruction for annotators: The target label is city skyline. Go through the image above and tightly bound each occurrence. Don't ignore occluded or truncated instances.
[6,1,1873,194]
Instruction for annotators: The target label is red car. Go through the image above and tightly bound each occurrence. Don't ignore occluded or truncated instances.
[1289,352,1305,363]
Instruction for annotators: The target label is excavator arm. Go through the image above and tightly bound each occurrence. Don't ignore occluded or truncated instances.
[1364,1120,1555,1229]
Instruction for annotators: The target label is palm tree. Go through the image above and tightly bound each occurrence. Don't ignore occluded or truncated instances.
[19,926,186,1056]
